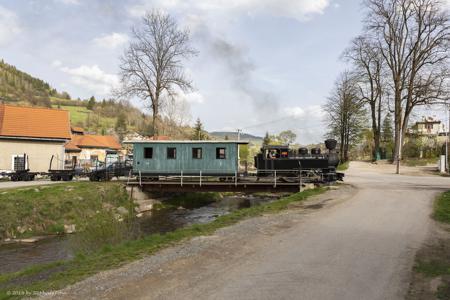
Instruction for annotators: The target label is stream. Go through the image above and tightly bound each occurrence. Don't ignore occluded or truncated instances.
[0,193,280,274]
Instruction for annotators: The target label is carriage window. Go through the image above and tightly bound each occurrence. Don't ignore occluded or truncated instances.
[144,147,153,159]
[216,148,226,159]
[192,148,202,159]
[167,147,177,159]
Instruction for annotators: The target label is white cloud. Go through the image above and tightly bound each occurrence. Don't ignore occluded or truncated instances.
[51,60,62,67]
[445,0,450,9]
[54,0,80,5]
[93,32,128,49]
[129,0,331,22]
[0,6,21,46]
[285,105,325,119]
[181,91,205,104]
[285,107,305,118]
[59,64,119,96]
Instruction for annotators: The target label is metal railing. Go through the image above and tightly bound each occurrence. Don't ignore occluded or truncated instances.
[129,168,307,190]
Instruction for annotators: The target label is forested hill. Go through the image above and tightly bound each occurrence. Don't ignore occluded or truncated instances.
[0,59,194,139]
[0,59,72,107]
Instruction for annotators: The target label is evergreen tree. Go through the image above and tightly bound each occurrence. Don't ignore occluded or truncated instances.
[87,96,96,110]
[192,118,207,140]
[263,132,271,146]
[115,113,127,132]
[382,113,394,159]
[382,113,393,143]
[115,113,127,141]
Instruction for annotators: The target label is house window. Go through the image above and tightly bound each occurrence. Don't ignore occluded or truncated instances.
[144,147,153,159]
[192,148,202,159]
[216,148,226,159]
[425,124,433,130]
[167,147,177,159]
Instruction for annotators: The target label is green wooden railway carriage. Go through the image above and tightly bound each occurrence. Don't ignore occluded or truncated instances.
[128,140,249,176]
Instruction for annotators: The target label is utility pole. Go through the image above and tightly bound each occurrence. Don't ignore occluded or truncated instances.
[447,104,449,174]
[237,129,242,141]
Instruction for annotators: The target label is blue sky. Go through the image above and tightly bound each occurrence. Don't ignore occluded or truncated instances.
[0,0,369,143]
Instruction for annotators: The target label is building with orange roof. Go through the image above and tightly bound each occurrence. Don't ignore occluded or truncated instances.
[0,104,70,172]
[64,130,122,167]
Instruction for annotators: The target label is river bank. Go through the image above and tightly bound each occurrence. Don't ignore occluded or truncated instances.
[0,186,326,299]
[0,182,132,241]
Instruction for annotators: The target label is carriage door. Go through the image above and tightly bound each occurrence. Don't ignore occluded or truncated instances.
[12,155,26,171]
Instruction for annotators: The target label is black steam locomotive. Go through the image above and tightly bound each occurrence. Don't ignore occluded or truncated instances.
[254,139,344,182]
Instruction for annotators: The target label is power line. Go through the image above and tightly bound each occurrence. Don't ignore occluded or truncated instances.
[239,115,322,131]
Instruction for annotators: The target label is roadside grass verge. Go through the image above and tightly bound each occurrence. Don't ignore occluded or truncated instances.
[0,182,131,240]
[433,191,450,224]
[0,187,326,299]
[337,161,349,171]
[403,157,438,167]
[411,191,450,299]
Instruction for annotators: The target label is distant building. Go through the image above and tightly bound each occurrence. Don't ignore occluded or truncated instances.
[64,127,122,167]
[0,104,70,172]
[410,116,446,135]
[409,116,448,143]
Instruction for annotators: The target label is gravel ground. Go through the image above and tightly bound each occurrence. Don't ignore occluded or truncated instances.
[37,161,449,300]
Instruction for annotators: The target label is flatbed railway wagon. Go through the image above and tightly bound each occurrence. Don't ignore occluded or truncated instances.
[0,154,38,181]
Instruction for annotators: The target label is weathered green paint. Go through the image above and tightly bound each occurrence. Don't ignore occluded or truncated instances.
[132,142,243,175]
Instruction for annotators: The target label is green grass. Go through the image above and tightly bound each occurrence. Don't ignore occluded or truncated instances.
[412,190,450,299]
[51,105,116,130]
[337,161,349,171]
[0,182,131,240]
[403,157,438,167]
[0,187,326,299]
[434,191,450,224]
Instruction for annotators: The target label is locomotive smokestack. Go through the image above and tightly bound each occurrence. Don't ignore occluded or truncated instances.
[325,139,337,151]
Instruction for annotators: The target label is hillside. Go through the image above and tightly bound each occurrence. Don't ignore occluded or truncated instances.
[0,59,194,140]
[0,59,72,107]
[210,131,263,143]
[0,59,157,137]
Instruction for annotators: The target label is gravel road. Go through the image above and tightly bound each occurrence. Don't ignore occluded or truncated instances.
[40,162,449,300]
[0,180,63,190]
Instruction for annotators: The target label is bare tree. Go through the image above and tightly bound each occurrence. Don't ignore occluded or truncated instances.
[344,35,385,161]
[324,72,367,162]
[118,11,197,136]
[365,0,450,173]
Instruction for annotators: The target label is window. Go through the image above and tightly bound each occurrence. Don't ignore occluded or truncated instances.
[144,147,153,159]
[216,147,226,159]
[192,148,202,159]
[167,147,177,159]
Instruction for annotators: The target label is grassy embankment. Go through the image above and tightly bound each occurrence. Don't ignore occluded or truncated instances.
[413,191,450,299]
[0,187,326,299]
[0,182,131,240]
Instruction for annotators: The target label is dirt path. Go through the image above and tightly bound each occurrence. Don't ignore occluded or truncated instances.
[41,162,449,300]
